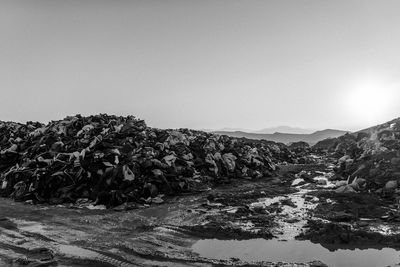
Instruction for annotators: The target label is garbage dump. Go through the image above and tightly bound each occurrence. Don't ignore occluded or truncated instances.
[313,118,400,194]
[0,114,294,208]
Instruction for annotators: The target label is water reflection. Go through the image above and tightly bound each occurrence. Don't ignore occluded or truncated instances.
[192,239,400,267]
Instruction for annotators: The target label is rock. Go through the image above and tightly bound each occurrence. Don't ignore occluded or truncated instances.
[338,155,350,163]
[270,178,282,185]
[280,198,297,208]
[291,178,305,186]
[345,159,354,168]
[152,196,164,204]
[328,211,354,222]
[310,197,320,203]
[384,180,398,192]
[206,201,223,207]
[349,177,366,191]
[335,180,348,187]
[316,179,327,185]
[358,221,369,227]
[253,206,267,214]
[354,177,366,187]
[335,185,356,194]
[251,202,265,209]
[86,204,106,210]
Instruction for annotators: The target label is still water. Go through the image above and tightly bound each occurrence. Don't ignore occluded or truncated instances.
[192,239,400,267]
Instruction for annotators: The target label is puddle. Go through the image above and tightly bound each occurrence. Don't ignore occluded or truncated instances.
[19,223,46,233]
[10,219,48,235]
[192,239,400,267]
[248,171,338,239]
[58,244,100,259]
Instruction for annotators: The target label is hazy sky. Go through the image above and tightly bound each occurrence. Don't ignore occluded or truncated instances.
[1,0,400,131]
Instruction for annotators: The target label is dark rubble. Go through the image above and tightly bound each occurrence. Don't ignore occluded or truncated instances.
[314,118,400,194]
[291,118,400,250]
[0,114,296,208]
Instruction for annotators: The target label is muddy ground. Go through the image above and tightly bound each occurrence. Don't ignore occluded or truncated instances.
[1,165,400,266]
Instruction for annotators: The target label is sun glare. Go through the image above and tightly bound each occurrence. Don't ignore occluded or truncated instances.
[345,78,397,125]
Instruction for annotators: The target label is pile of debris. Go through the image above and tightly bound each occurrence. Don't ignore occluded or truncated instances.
[315,118,400,194]
[287,141,323,164]
[0,114,286,208]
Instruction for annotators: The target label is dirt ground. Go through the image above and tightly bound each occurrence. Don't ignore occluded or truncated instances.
[1,165,400,267]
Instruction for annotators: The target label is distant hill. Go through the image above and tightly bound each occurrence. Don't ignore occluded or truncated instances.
[214,129,348,145]
[254,126,316,134]
[204,126,315,134]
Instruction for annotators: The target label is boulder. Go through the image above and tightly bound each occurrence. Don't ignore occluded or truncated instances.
[350,177,366,191]
[335,185,356,194]
[335,180,348,187]
[383,180,398,194]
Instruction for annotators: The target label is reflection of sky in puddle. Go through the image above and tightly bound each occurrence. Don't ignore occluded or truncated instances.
[192,239,400,267]
[19,223,45,233]
[58,244,100,258]
[10,219,47,235]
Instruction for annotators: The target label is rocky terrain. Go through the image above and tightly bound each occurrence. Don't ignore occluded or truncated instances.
[0,115,400,266]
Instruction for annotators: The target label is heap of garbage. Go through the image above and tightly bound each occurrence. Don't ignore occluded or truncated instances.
[0,114,291,207]
[287,141,323,164]
[314,118,400,194]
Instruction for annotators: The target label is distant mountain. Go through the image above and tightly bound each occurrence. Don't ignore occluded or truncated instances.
[218,127,253,132]
[214,129,348,145]
[200,127,252,133]
[205,126,315,134]
[254,126,316,134]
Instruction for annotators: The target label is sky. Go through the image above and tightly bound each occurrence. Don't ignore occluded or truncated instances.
[1,0,400,132]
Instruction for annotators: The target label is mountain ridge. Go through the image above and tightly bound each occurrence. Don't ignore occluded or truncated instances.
[214,128,348,145]
[202,126,316,134]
